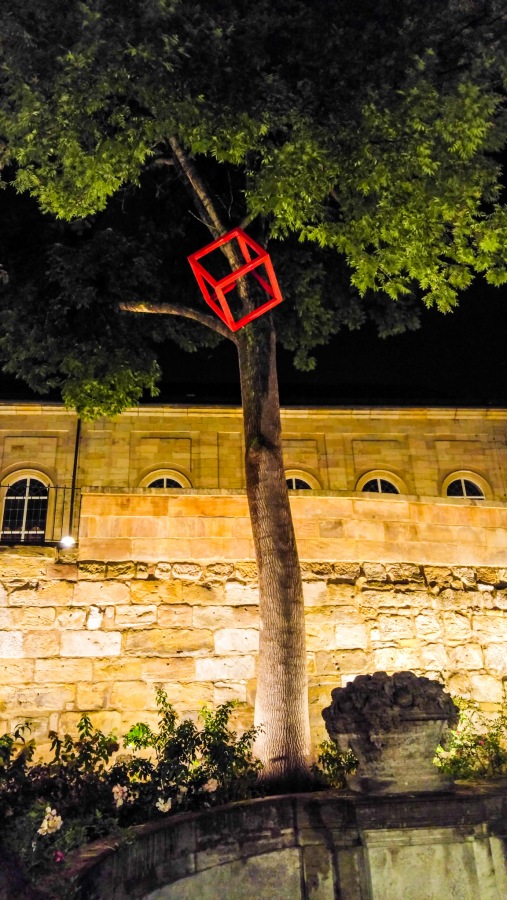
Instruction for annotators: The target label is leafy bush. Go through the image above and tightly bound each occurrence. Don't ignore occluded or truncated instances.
[311,739,357,788]
[0,691,262,889]
[435,700,507,780]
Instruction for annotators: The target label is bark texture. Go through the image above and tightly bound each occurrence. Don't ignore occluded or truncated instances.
[237,314,311,786]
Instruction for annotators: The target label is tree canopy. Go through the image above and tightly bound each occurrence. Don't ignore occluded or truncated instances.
[0,0,506,416]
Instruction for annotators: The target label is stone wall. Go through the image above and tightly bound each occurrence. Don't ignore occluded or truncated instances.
[1,545,507,753]
[1,403,506,497]
[60,790,507,900]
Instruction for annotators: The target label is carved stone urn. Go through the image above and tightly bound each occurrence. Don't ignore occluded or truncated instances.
[322,671,459,794]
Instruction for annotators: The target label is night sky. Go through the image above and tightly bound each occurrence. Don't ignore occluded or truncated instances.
[1,277,506,408]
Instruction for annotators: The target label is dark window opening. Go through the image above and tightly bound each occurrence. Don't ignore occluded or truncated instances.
[446,478,484,499]
[362,478,399,494]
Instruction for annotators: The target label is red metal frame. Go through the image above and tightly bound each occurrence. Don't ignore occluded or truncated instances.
[188,227,283,332]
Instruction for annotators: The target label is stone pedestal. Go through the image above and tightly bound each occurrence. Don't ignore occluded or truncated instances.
[322,671,459,794]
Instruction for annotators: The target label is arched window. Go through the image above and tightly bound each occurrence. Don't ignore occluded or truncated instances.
[286,476,312,490]
[446,478,485,499]
[361,477,399,494]
[147,476,185,489]
[139,469,191,489]
[285,470,320,490]
[1,476,49,544]
[356,471,405,495]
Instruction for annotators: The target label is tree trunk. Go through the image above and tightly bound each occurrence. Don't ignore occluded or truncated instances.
[236,313,312,787]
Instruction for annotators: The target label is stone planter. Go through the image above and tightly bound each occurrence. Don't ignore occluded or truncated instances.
[323,671,459,795]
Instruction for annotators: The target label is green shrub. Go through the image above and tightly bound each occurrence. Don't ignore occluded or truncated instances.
[0,691,262,888]
[435,700,507,780]
[311,739,357,788]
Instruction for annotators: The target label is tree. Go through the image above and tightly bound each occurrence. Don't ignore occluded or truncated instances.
[1,0,506,786]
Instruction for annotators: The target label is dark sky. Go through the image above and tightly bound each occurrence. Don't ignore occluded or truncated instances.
[146,280,507,407]
[1,277,506,408]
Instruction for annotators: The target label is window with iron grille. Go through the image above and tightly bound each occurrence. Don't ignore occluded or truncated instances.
[1,477,49,544]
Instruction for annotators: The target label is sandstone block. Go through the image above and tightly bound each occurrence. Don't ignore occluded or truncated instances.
[23,631,60,658]
[141,658,196,681]
[125,628,213,656]
[106,561,136,580]
[386,564,423,583]
[45,562,78,581]
[447,673,472,698]
[469,673,503,703]
[56,609,87,629]
[93,659,143,681]
[423,566,452,586]
[157,605,193,628]
[302,581,329,606]
[373,647,420,671]
[73,582,129,607]
[233,562,257,581]
[330,562,361,582]
[0,584,8,606]
[0,558,46,578]
[76,682,109,710]
[204,563,234,581]
[420,643,448,670]
[61,631,121,657]
[109,681,153,710]
[115,605,158,627]
[442,612,472,641]
[153,562,173,580]
[334,623,368,650]
[362,563,387,582]
[172,563,203,581]
[473,615,507,643]
[152,681,214,707]
[214,682,247,704]
[476,567,503,586]
[306,623,336,652]
[192,605,258,629]
[135,562,149,579]
[195,656,255,681]
[224,582,259,606]
[130,579,183,604]
[35,659,94,683]
[415,612,442,639]
[451,567,476,588]
[0,609,14,627]
[0,659,34,682]
[448,644,483,670]
[484,644,507,676]
[314,649,369,675]
[182,583,226,605]
[214,628,259,654]
[372,615,414,641]
[77,561,107,580]
[8,580,73,607]
[12,607,56,627]
[2,684,75,710]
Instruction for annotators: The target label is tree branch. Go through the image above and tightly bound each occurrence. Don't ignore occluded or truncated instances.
[168,136,243,270]
[119,300,237,343]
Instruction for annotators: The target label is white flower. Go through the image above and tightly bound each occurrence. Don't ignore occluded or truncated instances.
[112,784,130,808]
[203,778,219,793]
[37,807,63,835]
[155,796,172,813]
[177,785,188,796]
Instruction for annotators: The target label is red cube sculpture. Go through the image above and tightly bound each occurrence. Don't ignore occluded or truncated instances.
[188,227,283,332]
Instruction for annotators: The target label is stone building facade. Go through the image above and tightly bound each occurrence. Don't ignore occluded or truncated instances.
[0,401,506,751]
